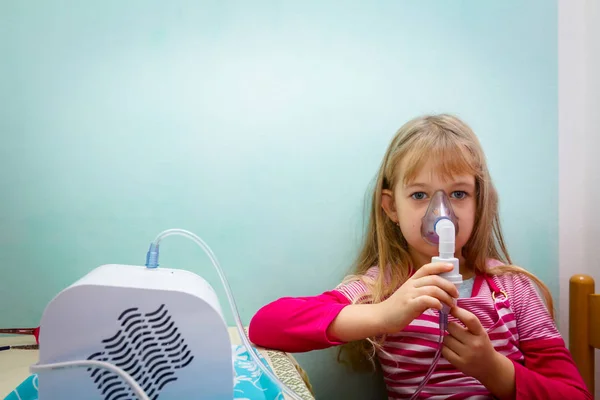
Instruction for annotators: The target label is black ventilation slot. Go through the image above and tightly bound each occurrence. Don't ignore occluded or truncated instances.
[87,304,195,400]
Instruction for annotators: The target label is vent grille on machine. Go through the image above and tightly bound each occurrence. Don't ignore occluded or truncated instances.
[86,304,195,400]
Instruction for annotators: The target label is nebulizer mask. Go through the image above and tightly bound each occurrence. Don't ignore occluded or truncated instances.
[410,190,463,400]
[421,190,463,287]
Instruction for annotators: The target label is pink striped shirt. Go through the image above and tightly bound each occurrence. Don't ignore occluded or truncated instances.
[337,265,555,399]
[249,262,591,399]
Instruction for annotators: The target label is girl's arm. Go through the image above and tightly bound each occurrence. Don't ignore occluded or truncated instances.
[508,274,592,400]
[249,267,383,352]
[249,263,459,352]
[248,290,383,352]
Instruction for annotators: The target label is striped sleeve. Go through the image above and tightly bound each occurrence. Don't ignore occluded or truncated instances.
[334,266,379,304]
[498,273,591,398]
[509,273,561,342]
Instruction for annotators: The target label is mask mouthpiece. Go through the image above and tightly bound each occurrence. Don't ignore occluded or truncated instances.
[421,190,459,245]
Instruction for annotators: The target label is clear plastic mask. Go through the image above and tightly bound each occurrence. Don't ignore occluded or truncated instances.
[421,190,459,245]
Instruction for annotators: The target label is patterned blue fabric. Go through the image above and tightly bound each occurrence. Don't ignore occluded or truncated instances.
[4,345,284,400]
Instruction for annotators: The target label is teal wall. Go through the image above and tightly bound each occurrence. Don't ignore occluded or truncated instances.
[0,1,556,398]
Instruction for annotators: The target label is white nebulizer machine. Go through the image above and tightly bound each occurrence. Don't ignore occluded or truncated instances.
[410,190,463,399]
[30,229,306,400]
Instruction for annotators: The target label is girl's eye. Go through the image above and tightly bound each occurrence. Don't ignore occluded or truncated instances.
[451,191,467,200]
[411,192,428,200]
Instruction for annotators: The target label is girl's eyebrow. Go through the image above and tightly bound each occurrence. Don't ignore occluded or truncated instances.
[404,182,429,190]
[404,180,475,190]
[452,180,475,188]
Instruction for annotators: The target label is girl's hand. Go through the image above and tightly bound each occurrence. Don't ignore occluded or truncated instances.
[442,307,516,400]
[375,262,459,334]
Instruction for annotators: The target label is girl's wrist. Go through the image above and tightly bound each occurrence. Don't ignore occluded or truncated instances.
[327,303,392,342]
[371,301,407,336]
[479,351,516,400]
[371,302,391,335]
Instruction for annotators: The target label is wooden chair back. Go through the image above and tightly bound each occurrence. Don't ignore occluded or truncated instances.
[569,274,600,394]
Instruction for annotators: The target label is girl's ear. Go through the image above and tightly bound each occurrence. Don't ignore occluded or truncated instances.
[381,189,398,223]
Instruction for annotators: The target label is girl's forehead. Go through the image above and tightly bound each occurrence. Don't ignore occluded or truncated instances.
[405,169,474,186]
[399,157,475,187]
[396,143,480,185]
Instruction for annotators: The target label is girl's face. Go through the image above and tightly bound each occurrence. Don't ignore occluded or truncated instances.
[382,158,477,268]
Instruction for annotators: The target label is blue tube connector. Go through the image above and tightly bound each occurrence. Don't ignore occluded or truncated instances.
[145,243,160,268]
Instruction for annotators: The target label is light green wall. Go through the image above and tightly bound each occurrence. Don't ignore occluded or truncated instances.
[0,1,556,398]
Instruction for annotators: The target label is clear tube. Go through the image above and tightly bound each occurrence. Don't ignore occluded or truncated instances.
[30,360,150,400]
[409,310,448,400]
[150,229,306,400]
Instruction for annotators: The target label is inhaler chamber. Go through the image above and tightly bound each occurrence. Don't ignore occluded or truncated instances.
[36,264,234,400]
[421,190,459,245]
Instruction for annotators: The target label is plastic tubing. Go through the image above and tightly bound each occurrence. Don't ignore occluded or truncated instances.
[148,228,456,400]
[408,311,449,399]
[146,229,306,400]
[30,360,150,400]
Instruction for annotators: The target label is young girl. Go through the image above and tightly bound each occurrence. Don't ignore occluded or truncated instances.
[249,114,591,400]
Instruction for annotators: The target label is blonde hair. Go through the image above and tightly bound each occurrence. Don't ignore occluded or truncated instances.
[337,114,554,370]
